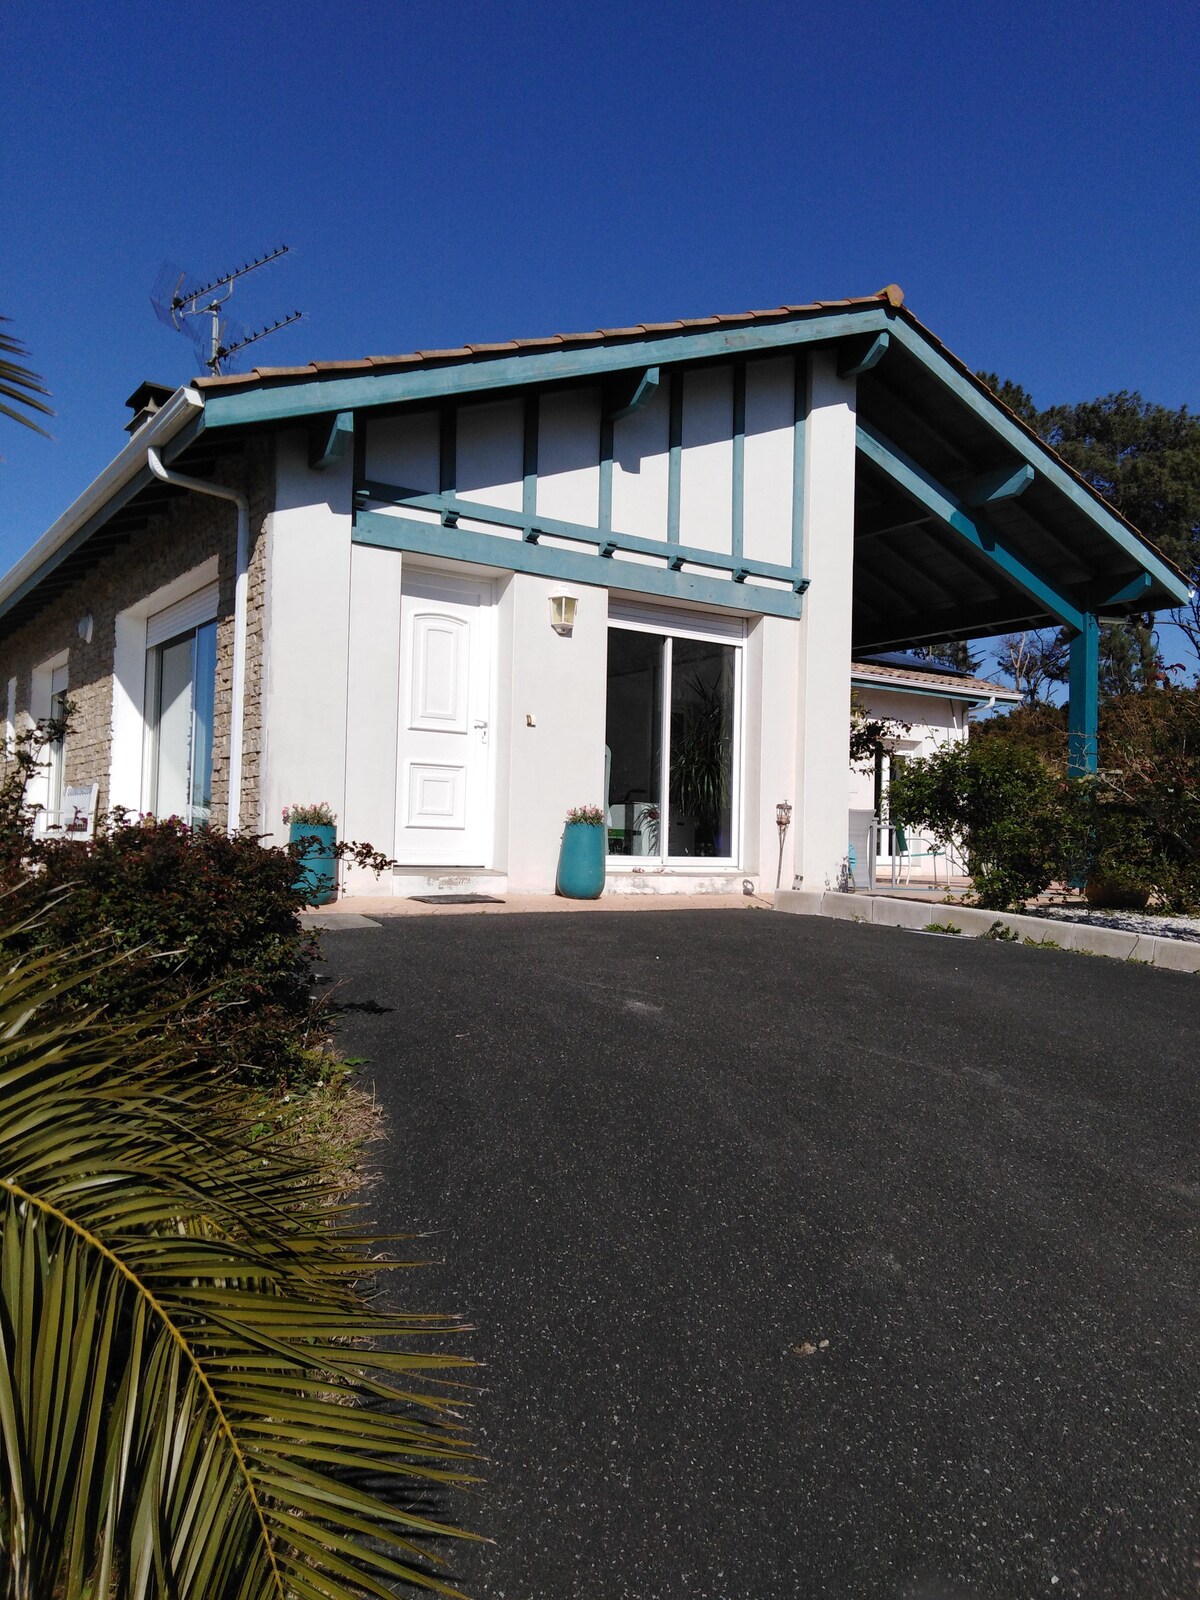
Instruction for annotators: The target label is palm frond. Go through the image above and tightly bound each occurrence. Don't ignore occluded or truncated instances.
[0,943,480,1599]
[0,320,53,438]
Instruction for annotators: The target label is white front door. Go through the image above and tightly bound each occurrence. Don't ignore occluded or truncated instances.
[395,571,494,866]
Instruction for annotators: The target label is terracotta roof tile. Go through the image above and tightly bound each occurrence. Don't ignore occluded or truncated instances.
[851,658,1020,701]
[193,285,903,392]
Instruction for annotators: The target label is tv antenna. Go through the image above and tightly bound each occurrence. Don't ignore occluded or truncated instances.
[151,245,303,374]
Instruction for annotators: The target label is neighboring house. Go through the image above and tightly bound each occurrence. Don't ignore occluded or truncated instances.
[848,653,1021,874]
[0,287,1187,897]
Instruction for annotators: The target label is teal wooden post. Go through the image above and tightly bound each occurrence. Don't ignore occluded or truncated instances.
[1068,613,1099,777]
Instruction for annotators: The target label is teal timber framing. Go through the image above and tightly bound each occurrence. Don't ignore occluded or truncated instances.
[350,358,812,618]
[856,419,1101,776]
[202,308,891,428]
[353,508,803,617]
[1067,616,1099,777]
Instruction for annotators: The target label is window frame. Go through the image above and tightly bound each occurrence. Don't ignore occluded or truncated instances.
[605,607,745,870]
[140,584,220,827]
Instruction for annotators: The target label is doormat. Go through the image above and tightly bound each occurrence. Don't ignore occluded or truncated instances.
[408,893,506,905]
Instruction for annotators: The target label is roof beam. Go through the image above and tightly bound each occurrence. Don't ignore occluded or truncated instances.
[855,600,1050,654]
[201,306,893,428]
[859,372,975,472]
[354,509,804,620]
[838,330,890,379]
[1099,569,1154,611]
[605,366,660,421]
[885,317,1190,603]
[856,420,1086,631]
[309,410,354,472]
[964,462,1034,506]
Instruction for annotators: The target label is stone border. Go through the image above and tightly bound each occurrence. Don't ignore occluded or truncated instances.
[774,890,1200,973]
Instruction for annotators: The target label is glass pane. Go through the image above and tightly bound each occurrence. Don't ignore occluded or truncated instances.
[668,638,735,858]
[153,637,194,820]
[189,621,217,825]
[604,629,663,857]
[48,667,68,816]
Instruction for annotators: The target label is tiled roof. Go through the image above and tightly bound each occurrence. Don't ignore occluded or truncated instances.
[851,658,1021,702]
[193,286,907,391]
[191,282,1186,593]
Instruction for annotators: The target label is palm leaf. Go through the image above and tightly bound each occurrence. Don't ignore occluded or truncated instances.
[0,943,481,1599]
[0,320,53,438]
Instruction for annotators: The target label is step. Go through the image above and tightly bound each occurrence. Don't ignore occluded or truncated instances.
[391,866,509,900]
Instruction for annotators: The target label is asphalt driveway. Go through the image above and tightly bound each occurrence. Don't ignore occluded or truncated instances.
[319,909,1199,1600]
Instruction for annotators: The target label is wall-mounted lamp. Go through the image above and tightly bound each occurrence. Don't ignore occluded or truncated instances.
[549,593,578,636]
[77,614,93,644]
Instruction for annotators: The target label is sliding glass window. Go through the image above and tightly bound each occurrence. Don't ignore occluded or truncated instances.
[605,623,740,864]
[144,621,217,826]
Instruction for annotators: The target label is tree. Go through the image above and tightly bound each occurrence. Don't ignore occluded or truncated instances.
[978,377,1200,677]
[995,630,1069,704]
[0,317,52,436]
[907,640,981,674]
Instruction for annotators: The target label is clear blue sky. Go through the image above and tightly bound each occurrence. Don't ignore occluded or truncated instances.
[3,0,1197,657]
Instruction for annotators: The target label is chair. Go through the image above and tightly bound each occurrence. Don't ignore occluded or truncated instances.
[33,782,98,843]
[847,808,876,892]
[891,822,944,887]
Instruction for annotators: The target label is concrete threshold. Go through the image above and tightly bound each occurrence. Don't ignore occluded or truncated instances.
[304,891,771,920]
[773,889,1200,974]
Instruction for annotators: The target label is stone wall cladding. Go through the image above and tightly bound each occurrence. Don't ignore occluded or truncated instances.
[0,435,273,827]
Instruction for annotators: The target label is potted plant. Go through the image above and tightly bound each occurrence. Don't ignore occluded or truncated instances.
[1083,804,1154,912]
[285,802,338,906]
[556,805,606,900]
[670,672,731,856]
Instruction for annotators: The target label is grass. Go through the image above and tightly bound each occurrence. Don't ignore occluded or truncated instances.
[923,920,963,935]
[245,1051,383,1195]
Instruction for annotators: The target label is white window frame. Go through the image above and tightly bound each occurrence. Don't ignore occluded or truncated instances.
[28,649,70,824]
[605,603,745,871]
[141,613,219,826]
[110,559,219,815]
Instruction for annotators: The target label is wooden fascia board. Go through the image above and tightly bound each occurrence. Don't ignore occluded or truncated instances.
[198,307,894,429]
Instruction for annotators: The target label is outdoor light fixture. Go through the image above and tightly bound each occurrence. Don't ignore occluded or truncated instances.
[549,593,578,636]
[77,614,93,644]
[775,799,793,891]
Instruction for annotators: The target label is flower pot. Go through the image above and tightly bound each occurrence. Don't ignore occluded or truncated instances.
[1084,876,1151,911]
[556,821,606,900]
[290,821,338,905]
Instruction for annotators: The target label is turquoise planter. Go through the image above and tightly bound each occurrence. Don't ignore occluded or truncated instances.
[556,821,606,900]
[290,821,337,905]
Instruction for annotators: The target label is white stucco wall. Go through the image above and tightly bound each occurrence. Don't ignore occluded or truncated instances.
[261,432,354,848]
[340,543,404,892]
[500,572,609,892]
[847,686,968,813]
[262,351,858,900]
[793,352,857,891]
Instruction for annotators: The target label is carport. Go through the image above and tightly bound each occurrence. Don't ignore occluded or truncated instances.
[844,306,1190,774]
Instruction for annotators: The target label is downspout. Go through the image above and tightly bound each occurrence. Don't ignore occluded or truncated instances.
[146,448,250,832]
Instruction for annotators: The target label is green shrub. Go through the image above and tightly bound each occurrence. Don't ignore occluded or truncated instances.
[888,739,1077,911]
[3,815,320,1087]
[0,719,392,1088]
[969,688,1200,914]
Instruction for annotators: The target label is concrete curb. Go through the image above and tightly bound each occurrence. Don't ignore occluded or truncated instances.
[773,890,1200,973]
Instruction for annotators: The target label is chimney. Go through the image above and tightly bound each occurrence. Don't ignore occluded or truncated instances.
[124,381,176,436]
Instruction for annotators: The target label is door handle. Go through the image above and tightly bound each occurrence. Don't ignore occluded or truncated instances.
[474,718,489,743]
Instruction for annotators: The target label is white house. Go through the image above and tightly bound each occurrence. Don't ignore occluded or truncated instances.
[0,287,1186,898]
[848,653,1021,879]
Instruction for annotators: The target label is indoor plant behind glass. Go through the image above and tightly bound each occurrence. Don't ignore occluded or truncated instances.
[557,804,606,899]
[285,802,338,906]
[670,672,731,856]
